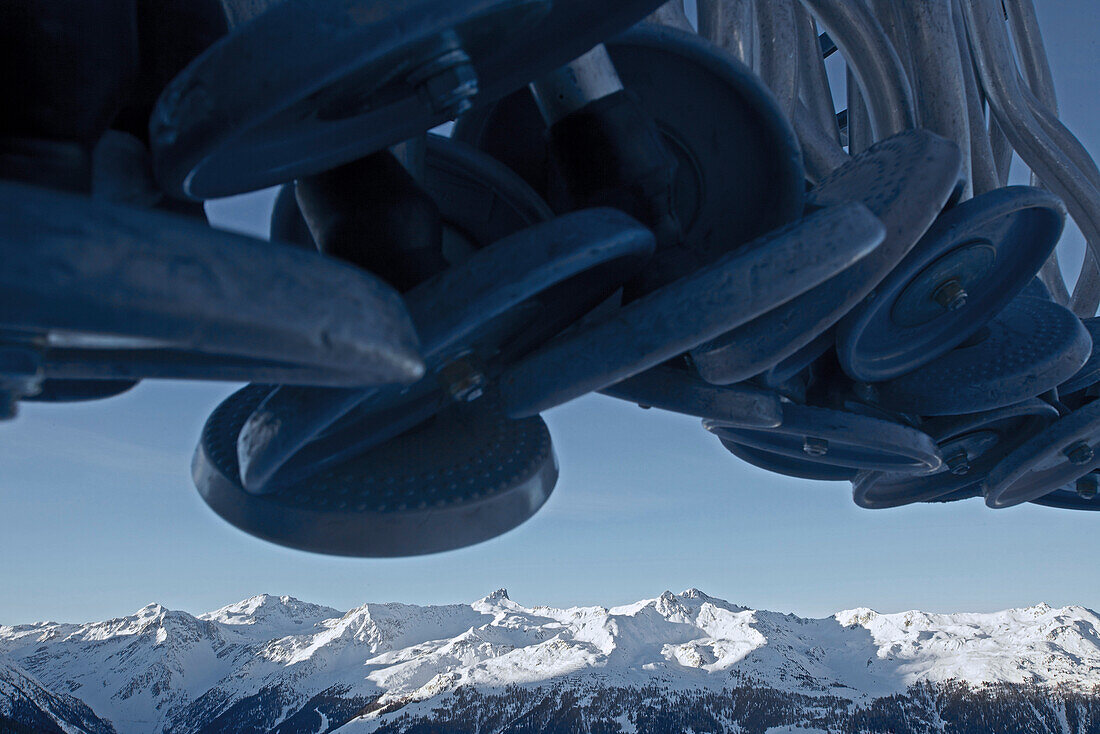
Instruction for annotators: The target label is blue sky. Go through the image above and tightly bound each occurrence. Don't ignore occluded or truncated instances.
[2,2,1098,624]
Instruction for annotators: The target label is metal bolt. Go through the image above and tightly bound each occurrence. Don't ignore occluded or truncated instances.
[408,45,479,117]
[932,278,968,312]
[449,373,485,403]
[439,353,486,403]
[803,437,829,457]
[1075,475,1098,500]
[945,449,970,476]
[1063,441,1094,466]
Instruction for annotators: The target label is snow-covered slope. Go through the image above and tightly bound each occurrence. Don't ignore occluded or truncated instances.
[0,657,115,733]
[835,603,1100,688]
[198,594,341,641]
[2,590,1098,733]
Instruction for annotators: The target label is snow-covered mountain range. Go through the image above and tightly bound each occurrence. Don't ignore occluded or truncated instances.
[2,590,1098,733]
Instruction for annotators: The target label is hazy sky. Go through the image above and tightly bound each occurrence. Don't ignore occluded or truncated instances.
[2,2,1099,624]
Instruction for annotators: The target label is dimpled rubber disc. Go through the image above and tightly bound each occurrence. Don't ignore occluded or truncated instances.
[720,438,858,481]
[705,402,942,474]
[692,130,962,385]
[500,202,884,418]
[195,384,557,556]
[1030,470,1100,511]
[852,399,1058,509]
[837,186,1065,382]
[1058,318,1100,397]
[455,23,805,297]
[236,207,655,494]
[0,180,423,387]
[985,399,1100,509]
[405,208,658,369]
[152,0,550,199]
[153,0,667,199]
[874,297,1091,417]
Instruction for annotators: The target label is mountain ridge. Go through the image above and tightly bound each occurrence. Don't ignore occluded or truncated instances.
[2,589,1099,733]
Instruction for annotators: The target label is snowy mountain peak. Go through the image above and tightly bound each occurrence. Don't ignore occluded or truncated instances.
[835,606,878,627]
[471,588,521,614]
[655,589,692,619]
[199,593,340,632]
[471,588,514,608]
[3,592,1100,734]
[130,602,173,628]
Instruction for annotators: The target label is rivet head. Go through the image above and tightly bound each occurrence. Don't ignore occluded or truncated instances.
[1064,441,1094,466]
[803,437,829,457]
[1076,475,1098,500]
[932,278,968,312]
[945,449,970,476]
[408,46,479,117]
[440,353,486,403]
